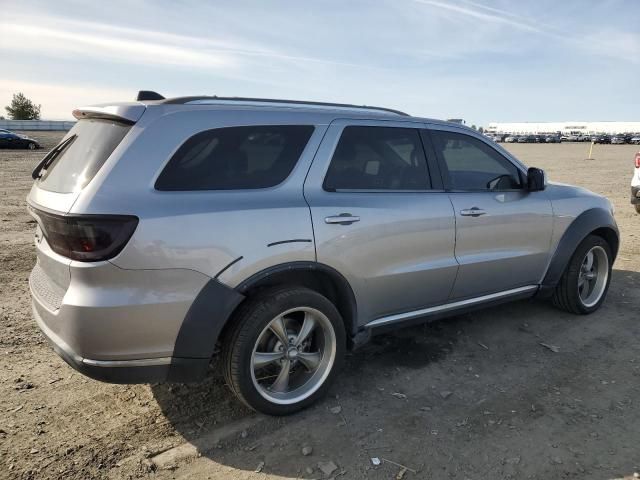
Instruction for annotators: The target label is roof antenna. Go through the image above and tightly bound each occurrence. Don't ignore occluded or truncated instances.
[136,91,165,101]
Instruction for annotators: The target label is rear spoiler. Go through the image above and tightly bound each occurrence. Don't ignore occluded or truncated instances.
[72,104,146,125]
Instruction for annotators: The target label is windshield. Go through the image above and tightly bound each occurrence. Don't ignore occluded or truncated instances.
[38,119,131,193]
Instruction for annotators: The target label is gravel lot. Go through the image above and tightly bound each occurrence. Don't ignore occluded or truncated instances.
[1,132,639,480]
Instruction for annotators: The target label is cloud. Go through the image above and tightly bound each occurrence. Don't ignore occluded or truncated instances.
[0,14,367,74]
[0,21,236,71]
[410,0,640,64]
[460,0,533,23]
[412,0,547,34]
[577,30,640,64]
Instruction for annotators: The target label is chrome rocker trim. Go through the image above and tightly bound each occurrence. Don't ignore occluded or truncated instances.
[365,285,538,329]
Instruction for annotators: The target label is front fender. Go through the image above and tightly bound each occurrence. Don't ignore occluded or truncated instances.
[539,208,618,296]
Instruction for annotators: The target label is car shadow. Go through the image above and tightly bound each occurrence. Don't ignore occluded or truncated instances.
[151,268,640,478]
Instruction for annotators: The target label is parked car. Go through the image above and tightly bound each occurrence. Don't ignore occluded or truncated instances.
[593,135,611,144]
[611,135,627,144]
[27,92,619,415]
[545,135,561,143]
[0,129,41,149]
[631,135,640,145]
[518,135,536,143]
[504,135,519,143]
[632,151,640,214]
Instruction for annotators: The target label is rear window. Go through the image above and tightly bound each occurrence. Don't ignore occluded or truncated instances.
[38,119,131,193]
[323,126,431,191]
[155,125,314,191]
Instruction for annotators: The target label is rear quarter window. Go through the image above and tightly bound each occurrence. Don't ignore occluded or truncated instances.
[38,119,131,193]
[155,125,314,191]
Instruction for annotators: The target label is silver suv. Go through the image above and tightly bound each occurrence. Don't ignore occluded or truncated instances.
[28,93,619,415]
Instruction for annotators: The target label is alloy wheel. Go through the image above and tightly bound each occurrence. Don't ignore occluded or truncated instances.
[578,245,609,308]
[250,307,336,405]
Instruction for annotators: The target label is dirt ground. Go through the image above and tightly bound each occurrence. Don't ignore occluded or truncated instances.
[1,132,639,480]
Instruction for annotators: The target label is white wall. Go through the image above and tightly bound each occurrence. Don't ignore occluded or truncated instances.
[0,120,75,131]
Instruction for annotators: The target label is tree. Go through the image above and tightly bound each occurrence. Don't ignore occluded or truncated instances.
[478,126,484,133]
[471,124,477,130]
[5,93,41,120]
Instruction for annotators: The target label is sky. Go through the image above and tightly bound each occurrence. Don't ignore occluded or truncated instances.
[0,0,638,126]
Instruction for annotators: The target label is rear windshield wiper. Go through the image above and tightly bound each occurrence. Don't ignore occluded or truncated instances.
[31,134,78,180]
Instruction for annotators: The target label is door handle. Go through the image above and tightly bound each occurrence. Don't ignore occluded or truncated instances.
[325,213,360,225]
[460,207,486,217]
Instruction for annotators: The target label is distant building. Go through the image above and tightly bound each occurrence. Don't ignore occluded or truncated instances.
[486,121,640,135]
[0,119,75,131]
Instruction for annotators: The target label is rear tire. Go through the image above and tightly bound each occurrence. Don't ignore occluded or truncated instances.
[222,286,345,415]
[27,142,36,150]
[552,235,612,314]
[635,204,640,214]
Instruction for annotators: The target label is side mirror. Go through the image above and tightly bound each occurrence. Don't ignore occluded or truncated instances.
[527,167,546,191]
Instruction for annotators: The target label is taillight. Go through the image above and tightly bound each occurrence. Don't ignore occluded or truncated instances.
[30,207,138,262]
[635,152,640,168]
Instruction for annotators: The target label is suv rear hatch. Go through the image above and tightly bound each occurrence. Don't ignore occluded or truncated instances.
[27,104,144,307]
[28,104,145,214]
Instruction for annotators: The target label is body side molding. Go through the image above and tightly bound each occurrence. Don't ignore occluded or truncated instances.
[366,285,538,329]
[267,239,313,247]
[214,256,244,279]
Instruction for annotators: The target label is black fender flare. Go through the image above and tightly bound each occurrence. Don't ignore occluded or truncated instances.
[172,261,359,367]
[539,207,619,296]
[172,280,245,359]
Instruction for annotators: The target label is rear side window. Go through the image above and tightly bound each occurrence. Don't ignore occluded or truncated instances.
[156,125,314,191]
[323,126,430,191]
[38,119,131,193]
[430,130,523,191]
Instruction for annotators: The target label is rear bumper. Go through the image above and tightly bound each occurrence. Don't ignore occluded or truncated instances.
[32,302,209,383]
[29,258,244,384]
[631,185,640,205]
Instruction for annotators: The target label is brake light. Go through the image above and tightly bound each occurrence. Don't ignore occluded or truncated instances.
[635,152,640,168]
[29,207,138,262]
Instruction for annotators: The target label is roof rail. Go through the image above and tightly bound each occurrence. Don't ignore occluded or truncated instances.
[161,96,409,116]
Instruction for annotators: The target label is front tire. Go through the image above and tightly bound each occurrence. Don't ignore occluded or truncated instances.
[27,142,36,150]
[552,235,612,314]
[635,204,640,214]
[222,287,345,415]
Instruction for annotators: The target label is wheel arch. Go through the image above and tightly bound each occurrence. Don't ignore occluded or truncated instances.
[231,262,359,343]
[539,207,619,296]
[172,262,359,372]
[591,226,619,258]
